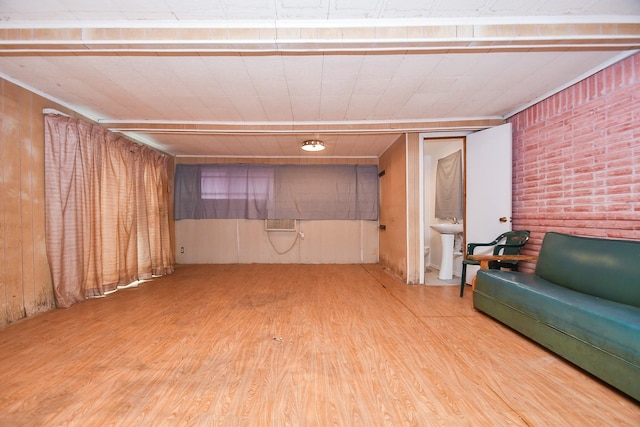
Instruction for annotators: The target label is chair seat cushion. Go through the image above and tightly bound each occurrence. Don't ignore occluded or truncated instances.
[475,270,640,367]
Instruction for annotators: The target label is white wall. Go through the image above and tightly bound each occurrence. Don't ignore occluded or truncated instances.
[423,138,464,278]
[175,219,379,264]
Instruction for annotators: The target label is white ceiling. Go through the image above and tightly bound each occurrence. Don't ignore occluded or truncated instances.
[0,0,639,157]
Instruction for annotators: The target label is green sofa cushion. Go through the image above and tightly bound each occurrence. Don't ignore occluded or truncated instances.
[475,269,640,368]
[535,232,640,308]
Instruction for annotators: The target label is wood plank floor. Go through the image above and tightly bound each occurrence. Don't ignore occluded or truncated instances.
[0,264,637,426]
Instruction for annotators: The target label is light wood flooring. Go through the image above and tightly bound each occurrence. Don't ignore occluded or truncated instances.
[0,264,638,426]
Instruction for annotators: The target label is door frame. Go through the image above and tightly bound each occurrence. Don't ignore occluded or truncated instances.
[418,131,472,284]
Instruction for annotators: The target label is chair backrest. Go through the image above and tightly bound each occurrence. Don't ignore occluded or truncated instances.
[535,232,640,307]
[492,230,530,255]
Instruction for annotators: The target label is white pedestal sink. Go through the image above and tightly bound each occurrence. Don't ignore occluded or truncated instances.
[430,223,464,280]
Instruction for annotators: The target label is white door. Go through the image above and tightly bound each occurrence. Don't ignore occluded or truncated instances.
[464,123,513,284]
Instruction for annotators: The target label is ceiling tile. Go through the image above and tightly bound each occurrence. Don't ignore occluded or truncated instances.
[0,1,637,157]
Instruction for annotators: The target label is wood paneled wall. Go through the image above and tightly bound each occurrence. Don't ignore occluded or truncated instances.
[378,135,408,280]
[174,156,379,265]
[0,79,57,326]
[0,78,176,326]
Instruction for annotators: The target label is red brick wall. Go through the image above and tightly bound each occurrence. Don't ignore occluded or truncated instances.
[508,53,640,272]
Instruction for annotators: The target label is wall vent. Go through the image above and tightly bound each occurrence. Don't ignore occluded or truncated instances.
[264,219,297,232]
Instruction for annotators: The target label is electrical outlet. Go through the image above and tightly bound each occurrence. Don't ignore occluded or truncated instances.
[299,231,305,239]
[180,247,184,253]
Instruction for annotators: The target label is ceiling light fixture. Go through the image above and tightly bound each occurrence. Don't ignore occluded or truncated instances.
[301,139,325,152]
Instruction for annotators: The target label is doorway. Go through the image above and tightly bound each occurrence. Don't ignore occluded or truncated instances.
[418,124,513,287]
[422,136,465,285]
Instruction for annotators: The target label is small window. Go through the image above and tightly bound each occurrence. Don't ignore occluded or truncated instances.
[200,165,273,201]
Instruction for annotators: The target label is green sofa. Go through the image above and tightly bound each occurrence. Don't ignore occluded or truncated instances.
[473,232,640,401]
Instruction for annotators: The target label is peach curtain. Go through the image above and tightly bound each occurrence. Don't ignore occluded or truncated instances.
[44,115,174,308]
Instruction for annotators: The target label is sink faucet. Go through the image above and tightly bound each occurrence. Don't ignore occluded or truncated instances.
[448,216,458,224]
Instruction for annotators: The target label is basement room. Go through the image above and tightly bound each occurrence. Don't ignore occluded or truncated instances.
[0,1,638,424]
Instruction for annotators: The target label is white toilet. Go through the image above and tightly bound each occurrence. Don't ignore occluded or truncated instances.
[424,246,431,272]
